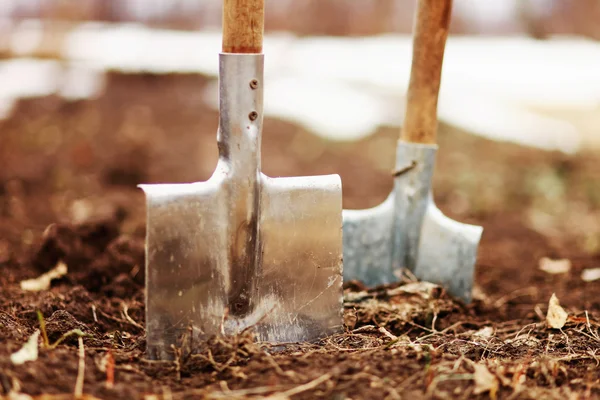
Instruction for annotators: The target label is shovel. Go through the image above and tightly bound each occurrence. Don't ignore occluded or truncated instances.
[140,0,343,360]
[342,0,483,303]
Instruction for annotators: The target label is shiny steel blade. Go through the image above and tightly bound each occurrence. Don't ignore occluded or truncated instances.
[141,54,343,360]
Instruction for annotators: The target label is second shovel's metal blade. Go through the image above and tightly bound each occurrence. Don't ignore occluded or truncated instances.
[342,142,483,303]
[141,173,342,360]
[414,203,482,303]
[342,195,395,285]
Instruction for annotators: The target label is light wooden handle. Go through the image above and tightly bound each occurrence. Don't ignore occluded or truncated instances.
[222,0,264,54]
[401,0,452,144]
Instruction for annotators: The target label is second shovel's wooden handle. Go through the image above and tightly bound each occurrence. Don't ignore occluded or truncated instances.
[401,0,452,144]
[222,0,264,54]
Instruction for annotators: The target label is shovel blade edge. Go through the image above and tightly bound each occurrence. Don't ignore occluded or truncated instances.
[141,182,226,360]
[253,173,343,343]
[414,203,483,303]
[342,194,396,286]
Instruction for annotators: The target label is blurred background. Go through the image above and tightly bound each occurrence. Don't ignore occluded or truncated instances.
[2,0,600,37]
[1,0,600,306]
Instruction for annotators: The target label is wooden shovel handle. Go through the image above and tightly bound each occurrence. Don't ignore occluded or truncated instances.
[222,0,264,54]
[401,0,452,144]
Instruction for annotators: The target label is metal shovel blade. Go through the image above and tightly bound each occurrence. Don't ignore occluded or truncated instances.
[140,54,343,360]
[343,142,483,303]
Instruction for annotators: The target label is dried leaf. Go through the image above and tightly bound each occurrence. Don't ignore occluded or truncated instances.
[10,330,40,365]
[539,257,571,274]
[474,326,494,338]
[581,268,600,282]
[546,293,568,329]
[473,363,499,397]
[20,261,67,292]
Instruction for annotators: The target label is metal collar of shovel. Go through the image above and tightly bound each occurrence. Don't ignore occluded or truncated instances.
[342,0,483,303]
[140,0,343,361]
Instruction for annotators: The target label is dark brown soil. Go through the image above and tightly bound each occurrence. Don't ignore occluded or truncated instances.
[1,72,599,399]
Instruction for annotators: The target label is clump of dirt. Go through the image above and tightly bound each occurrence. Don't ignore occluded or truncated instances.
[31,216,144,297]
[44,310,92,343]
[0,312,29,342]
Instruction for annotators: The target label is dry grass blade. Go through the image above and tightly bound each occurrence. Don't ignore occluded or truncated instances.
[202,385,284,399]
[74,337,85,398]
[269,373,332,399]
[37,310,50,348]
[121,302,144,330]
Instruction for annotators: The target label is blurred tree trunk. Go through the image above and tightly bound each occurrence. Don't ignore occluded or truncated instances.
[557,0,600,40]
[94,0,118,22]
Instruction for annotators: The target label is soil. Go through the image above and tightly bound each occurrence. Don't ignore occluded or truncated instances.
[1,72,599,399]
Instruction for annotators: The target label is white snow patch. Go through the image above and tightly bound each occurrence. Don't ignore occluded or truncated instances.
[3,23,600,152]
[0,58,60,118]
[204,75,395,141]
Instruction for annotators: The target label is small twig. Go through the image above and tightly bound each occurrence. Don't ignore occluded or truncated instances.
[415,321,468,342]
[121,302,144,330]
[96,307,132,327]
[587,349,600,366]
[74,337,85,398]
[202,347,237,373]
[91,305,98,324]
[552,353,596,363]
[534,304,545,321]
[585,311,600,341]
[574,326,600,344]
[512,323,543,340]
[431,311,438,332]
[279,373,332,398]
[401,268,419,283]
[49,329,89,350]
[379,326,398,341]
[351,325,378,333]
[493,287,538,308]
[204,385,285,399]
[407,321,435,333]
[171,344,182,382]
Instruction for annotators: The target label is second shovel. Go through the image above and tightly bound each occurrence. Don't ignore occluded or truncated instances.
[342,0,483,303]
